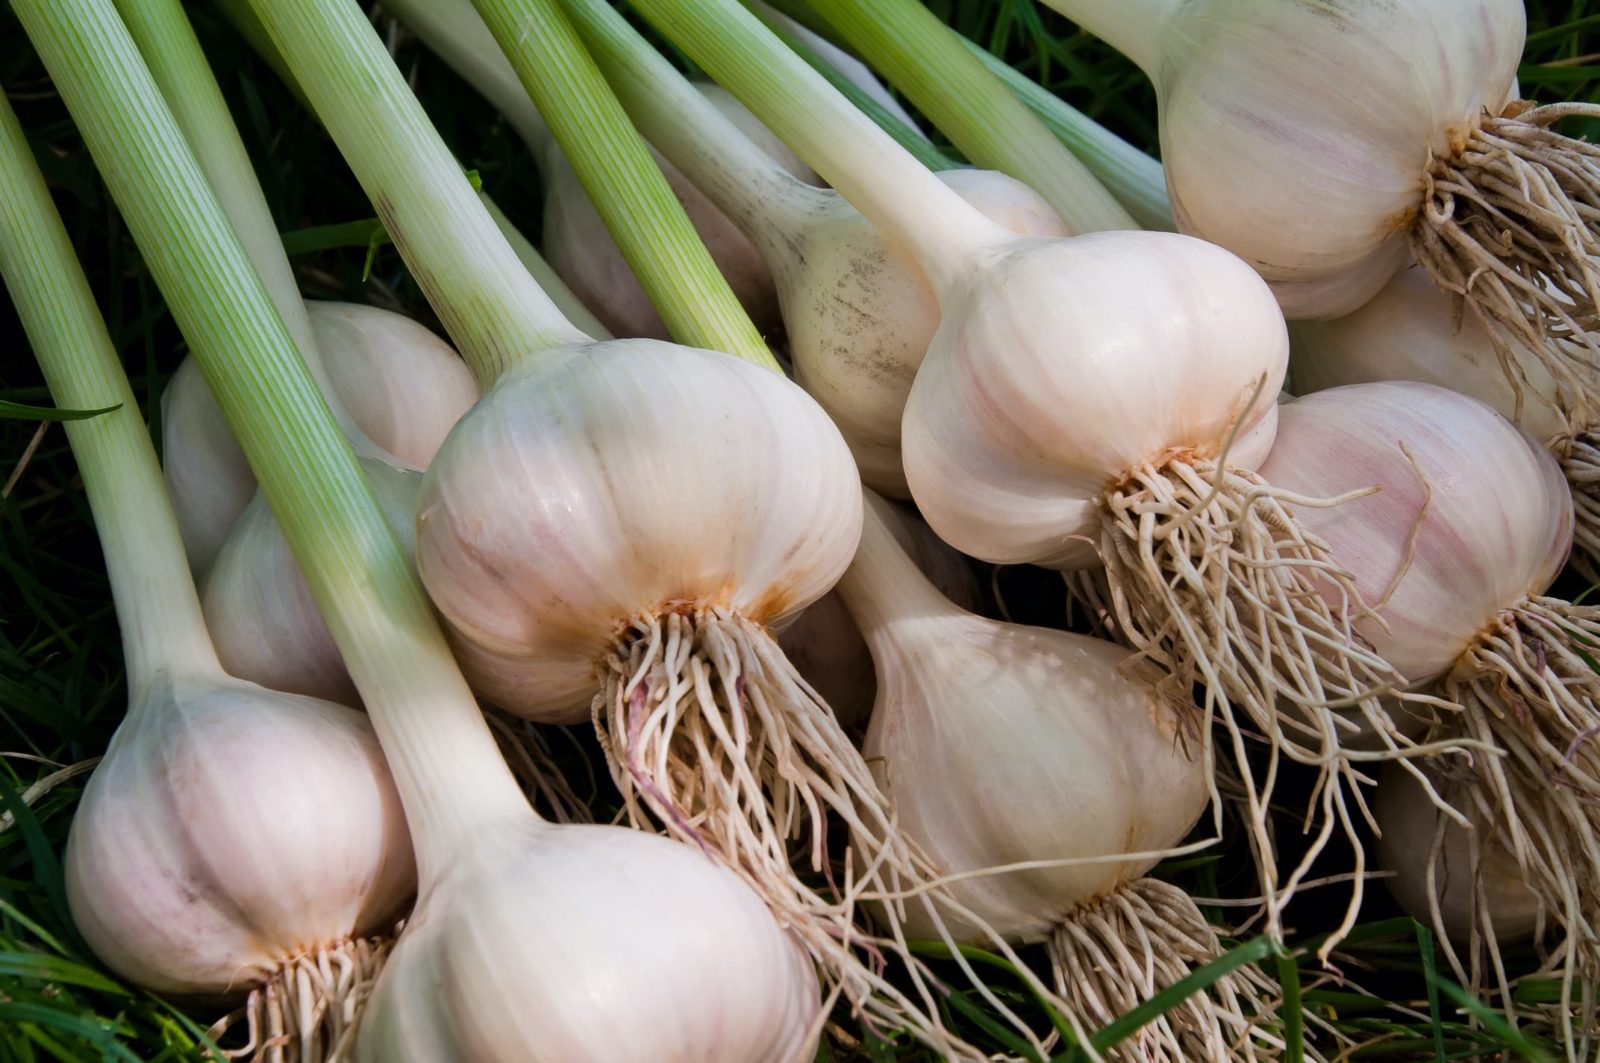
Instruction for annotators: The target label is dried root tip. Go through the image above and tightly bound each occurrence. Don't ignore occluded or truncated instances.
[1560,432,1600,582]
[1443,597,1600,948]
[1082,456,1424,939]
[594,606,1057,1061]
[1048,879,1284,1062]
[486,710,594,824]
[208,936,391,1063]
[1412,102,1600,409]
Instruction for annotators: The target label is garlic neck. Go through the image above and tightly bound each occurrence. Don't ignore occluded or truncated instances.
[562,0,819,253]
[835,491,967,641]
[1039,0,1175,79]
[383,0,555,161]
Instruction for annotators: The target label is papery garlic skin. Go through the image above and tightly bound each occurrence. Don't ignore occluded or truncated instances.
[358,818,819,1063]
[1375,764,1543,943]
[543,86,815,340]
[1259,382,1572,682]
[202,461,420,704]
[1290,267,1572,445]
[66,674,415,995]
[309,301,479,468]
[902,229,1285,567]
[782,169,1070,496]
[415,340,862,720]
[1144,0,1522,318]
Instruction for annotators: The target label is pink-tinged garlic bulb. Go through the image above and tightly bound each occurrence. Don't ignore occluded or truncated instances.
[1260,382,1600,996]
[163,300,477,575]
[1292,265,1600,578]
[1375,763,1543,947]
[202,461,421,704]
[68,675,415,1048]
[1042,0,1600,405]
[839,492,1275,1060]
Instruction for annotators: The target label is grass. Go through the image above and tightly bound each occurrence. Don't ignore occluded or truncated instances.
[1,0,1599,1059]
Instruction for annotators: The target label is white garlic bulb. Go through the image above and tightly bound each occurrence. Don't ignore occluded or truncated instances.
[840,492,1274,1060]
[1042,0,1522,320]
[308,300,479,468]
[357,817,819,1062]
[903,229,1284,568]
[415,339,861,720]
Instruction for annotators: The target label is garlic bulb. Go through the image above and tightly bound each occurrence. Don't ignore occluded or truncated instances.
[779,501,980,732]
[308,300,479,468]
[839,492,1274,1059]
[1375,763,1543,947]
[68,674,415,1044]
[358,816,819,1062]
[203,460,421,704]
[1291,267,1572,446]
[1291,266,1600,577]
[1044,0,1600,398]
[1258,383,1571,688]
[196,302,479,704]
[415,338,1018,1054]
[416,340,860,719]
[1260,382,1600,977]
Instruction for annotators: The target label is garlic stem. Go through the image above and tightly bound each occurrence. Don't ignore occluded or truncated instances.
[464,0,779,370]
[745,1,954,172]
[0,91,218,691]
[960,39,1173,231]
[628,0,1012,295]
[1043,0,1176,77]
[806,0,1134,233]
[14,0,529,881]
[482,195,612,339]
[834,492,959,637]
[114,0,378,454]
[379,0,555,161]
[562,0,824,253]
[209,0,604,339]
[246,0,588,385]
